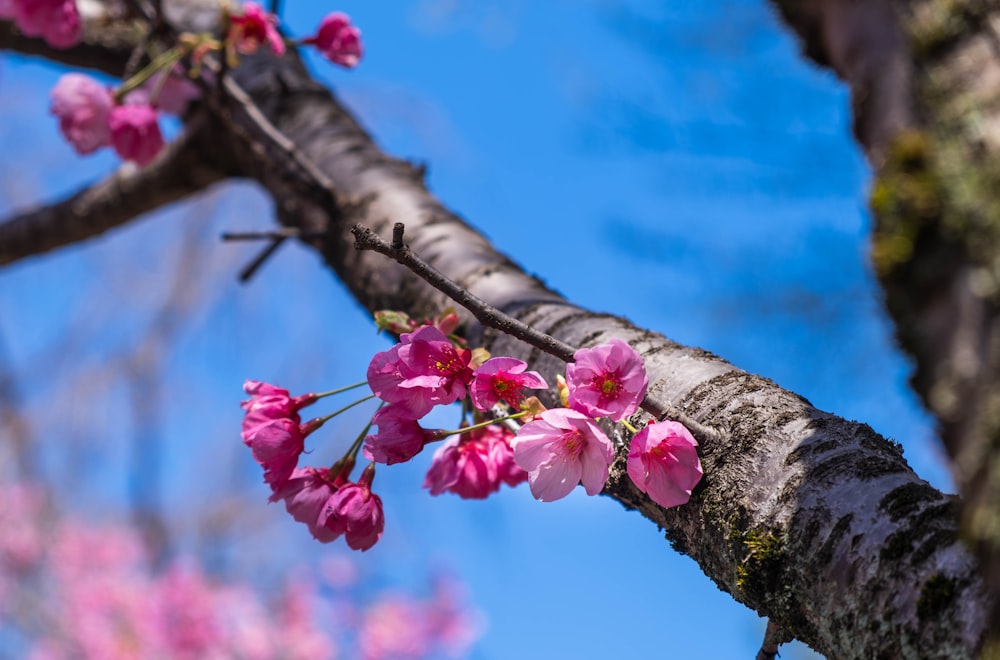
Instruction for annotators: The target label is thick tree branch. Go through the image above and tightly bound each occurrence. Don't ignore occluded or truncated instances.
[0,113,228,265]
[0,20,132,77]
[771,0,1000,645]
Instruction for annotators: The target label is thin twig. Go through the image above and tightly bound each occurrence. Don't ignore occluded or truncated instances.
[222,228,323,241]
[238,236,287,283]
[352,222,722,442]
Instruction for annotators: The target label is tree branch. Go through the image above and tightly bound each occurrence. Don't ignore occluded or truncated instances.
[0,113,228,266]
[771,0,1000,644]
[0,20,133,78]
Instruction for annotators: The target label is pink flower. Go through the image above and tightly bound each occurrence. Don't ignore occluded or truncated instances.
[367,326,473,419]
[241,380,319,489]
[108,104,165,166]
[126,67,200,117]
[12,0,81,49]
[270,467,340,542]
[510,408,614,501]
[228,2,285,56]
[566,338,648,422]
[0,1,14,18]
[423,424,523,499]
[363,405,436,465]
[323,465,384,551]
[469,357,547,411]
[304,12,362,68]
[49,73,112,155]
[627,421,702,508]
[241,380,317,426]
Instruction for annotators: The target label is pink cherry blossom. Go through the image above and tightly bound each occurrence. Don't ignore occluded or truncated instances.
[108,104,165,166]
[510,408,614,501]
[323,464,384,551]
[11,0,81,49]
[566,338,649,422]
[367,325,473,419]
[304,12,362,68]
[0,0,14,18]
[470,357,548,411]
[270,467,340,542]
[49,73,112,155]
[627,420,702,508]
[228,2,285,56]
[241,380,319,489]
[363,404,437,465]
[424,424,524,499]
[241,379,317,426]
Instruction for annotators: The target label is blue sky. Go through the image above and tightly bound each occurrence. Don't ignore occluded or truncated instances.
[0,1,948,658]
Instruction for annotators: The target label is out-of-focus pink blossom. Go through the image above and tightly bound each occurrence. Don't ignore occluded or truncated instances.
[423,424,524,499]
[358,595,431,660]
[270,467,340,542]
[470,357,547,411]
[323,465,384,551]
[363,404,437,465]
[0,0,15,18]
[108,104,165,166]
[126,67,200,116]
[510,408,614,501]
[11,0,81,49]
[367,325,472,419]
[228,2,284,55]
[627,420,702,508]
[566,338,648,422]
[304,12,362,68]
[0,482,46,568]
[49,73,112,155]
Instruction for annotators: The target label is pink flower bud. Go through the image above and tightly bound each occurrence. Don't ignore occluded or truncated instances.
[228,2,284,56]
[323,465,384,551]
[108,104,165,166]
[49,73,112,155]
[363,405,435,465]
[270,467,340,543]
[304,12,362,68]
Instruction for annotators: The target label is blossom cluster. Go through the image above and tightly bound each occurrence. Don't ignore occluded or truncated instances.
[16,2,363,166]
[242,316,704,550]
[242,380,386,551]
[241,310,704,552]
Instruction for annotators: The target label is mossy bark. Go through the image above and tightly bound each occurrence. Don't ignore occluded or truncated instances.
[773,0,1000,647]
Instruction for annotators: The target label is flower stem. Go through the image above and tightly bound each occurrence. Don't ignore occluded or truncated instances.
[314,381,369,399]
[439,411,528,438]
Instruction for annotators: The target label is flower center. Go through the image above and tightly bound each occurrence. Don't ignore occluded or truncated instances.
[562,430,584,458]
[595,373,622,399]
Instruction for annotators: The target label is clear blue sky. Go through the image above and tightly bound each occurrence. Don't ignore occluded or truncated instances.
[0,1,948,658]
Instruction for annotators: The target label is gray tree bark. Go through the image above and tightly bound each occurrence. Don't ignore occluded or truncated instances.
[0,2,993,657]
